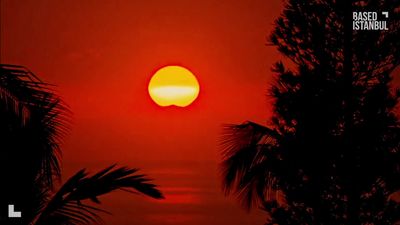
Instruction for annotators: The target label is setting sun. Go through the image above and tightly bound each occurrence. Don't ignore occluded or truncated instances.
[148,66,200,107]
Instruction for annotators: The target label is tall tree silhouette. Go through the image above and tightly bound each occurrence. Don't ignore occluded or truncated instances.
[221,0,400,224]
[0,64,164,225]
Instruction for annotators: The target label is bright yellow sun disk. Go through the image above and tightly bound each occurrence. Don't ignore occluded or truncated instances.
[148,66,200,107]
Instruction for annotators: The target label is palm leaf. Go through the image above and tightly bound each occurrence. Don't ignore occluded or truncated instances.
[32,165,164,225]
[0,64,71,186]
[220,121,282,209]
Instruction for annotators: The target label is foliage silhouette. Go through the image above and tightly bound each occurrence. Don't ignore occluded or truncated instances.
[221,0,400,224]
[0,64,164,225]
[32,165,164,225]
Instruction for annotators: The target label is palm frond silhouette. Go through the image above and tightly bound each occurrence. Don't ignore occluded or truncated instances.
[0,64,69,224]
[0,64,164,225]
[32,165,163,225]
[221,122,280,209]
[0,64,68,184]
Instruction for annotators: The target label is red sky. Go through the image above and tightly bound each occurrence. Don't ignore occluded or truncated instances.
[2,1,398,225]
[0,1,284,224]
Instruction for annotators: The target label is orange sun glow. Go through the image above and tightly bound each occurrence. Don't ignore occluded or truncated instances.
[148,66,200,107]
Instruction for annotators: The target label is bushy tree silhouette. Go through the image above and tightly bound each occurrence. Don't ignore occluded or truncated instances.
[221,0,400,224]
[0,64,164,225]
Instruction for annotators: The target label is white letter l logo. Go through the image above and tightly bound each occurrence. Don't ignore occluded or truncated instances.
[8,205,21,218]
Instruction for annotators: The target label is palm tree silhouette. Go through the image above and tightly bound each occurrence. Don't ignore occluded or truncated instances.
[0,64,164,225]
[221,0,400,224]
[32,165,163,225]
